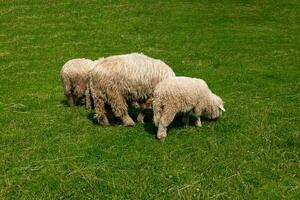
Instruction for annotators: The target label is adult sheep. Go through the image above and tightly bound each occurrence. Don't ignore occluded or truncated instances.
[153,77,225,140]
[90,53,175,126]
[60,58,102,109]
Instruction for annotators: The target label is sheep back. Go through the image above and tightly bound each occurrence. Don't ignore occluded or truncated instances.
[90,53,175,102]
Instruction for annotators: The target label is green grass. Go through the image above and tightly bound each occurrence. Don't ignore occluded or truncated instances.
[1,0,299,199]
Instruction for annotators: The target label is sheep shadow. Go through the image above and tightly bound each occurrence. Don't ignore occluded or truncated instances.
[142,112,219,136]
[86,105,140,127]
[86,110,123,126]
[86,105,218,134]
[143,115,184,136]
[60,100,69,107]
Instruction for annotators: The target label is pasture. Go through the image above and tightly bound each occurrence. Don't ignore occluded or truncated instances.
[0,0,299,199]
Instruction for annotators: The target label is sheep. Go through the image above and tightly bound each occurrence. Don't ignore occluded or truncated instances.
[60,58,99,109]
[153,77,225,140]
[89,53,175,126]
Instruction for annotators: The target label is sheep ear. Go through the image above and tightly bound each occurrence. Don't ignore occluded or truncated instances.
[218,105,225,112]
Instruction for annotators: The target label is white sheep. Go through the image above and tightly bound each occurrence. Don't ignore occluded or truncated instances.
[60,58,98,109]
[153,77,225,140]
[89,53,175,126]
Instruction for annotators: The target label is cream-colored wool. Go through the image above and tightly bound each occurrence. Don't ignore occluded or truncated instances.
[60,58,97,108]
[90,53,175,126]
[153,77,225,140]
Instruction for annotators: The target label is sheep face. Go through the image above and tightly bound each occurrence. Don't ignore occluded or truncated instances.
[202,94,225,119]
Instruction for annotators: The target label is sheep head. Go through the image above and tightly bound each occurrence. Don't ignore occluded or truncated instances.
[203,93,225,119]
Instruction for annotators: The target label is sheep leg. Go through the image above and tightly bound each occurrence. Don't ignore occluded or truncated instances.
[157,123,167,141]
[94,97,109,126]
[121,114,135,126]
[194,106,202,127]
[195,117,202,127]
[136,101,145,123]
[157,110,176,140]
[68,95,75,107]
[136,101,146,123]
[138,97,153,123]
[153,110,161,127]
[182,112,190,127]
[75,82,87,106]
[63,79,75,107]
[107,91,135,126]
[137,98,152,123]
[153,98,163,127]
[137,110,145,124]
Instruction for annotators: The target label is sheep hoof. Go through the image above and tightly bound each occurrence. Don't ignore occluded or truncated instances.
[96,115,110,126]
[124,121,135,127]
[157,133,167,141]
[122,116,135,126]
[100,121,110,126]
[99,119,110,126]
[195,120,202,127]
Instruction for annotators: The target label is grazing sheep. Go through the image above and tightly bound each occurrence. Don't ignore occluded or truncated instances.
[60,58,99,108]
[89,53,175,126]
[153,77,225,140]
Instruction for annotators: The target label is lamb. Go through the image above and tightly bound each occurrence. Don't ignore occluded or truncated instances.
[153,77,225,140]
[60,58,99,109]
[89,53,176,126]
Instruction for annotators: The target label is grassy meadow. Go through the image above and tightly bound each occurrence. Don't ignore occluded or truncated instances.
[0,0,299,199]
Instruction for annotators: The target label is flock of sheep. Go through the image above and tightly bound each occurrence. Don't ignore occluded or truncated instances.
[60,53,225,140]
